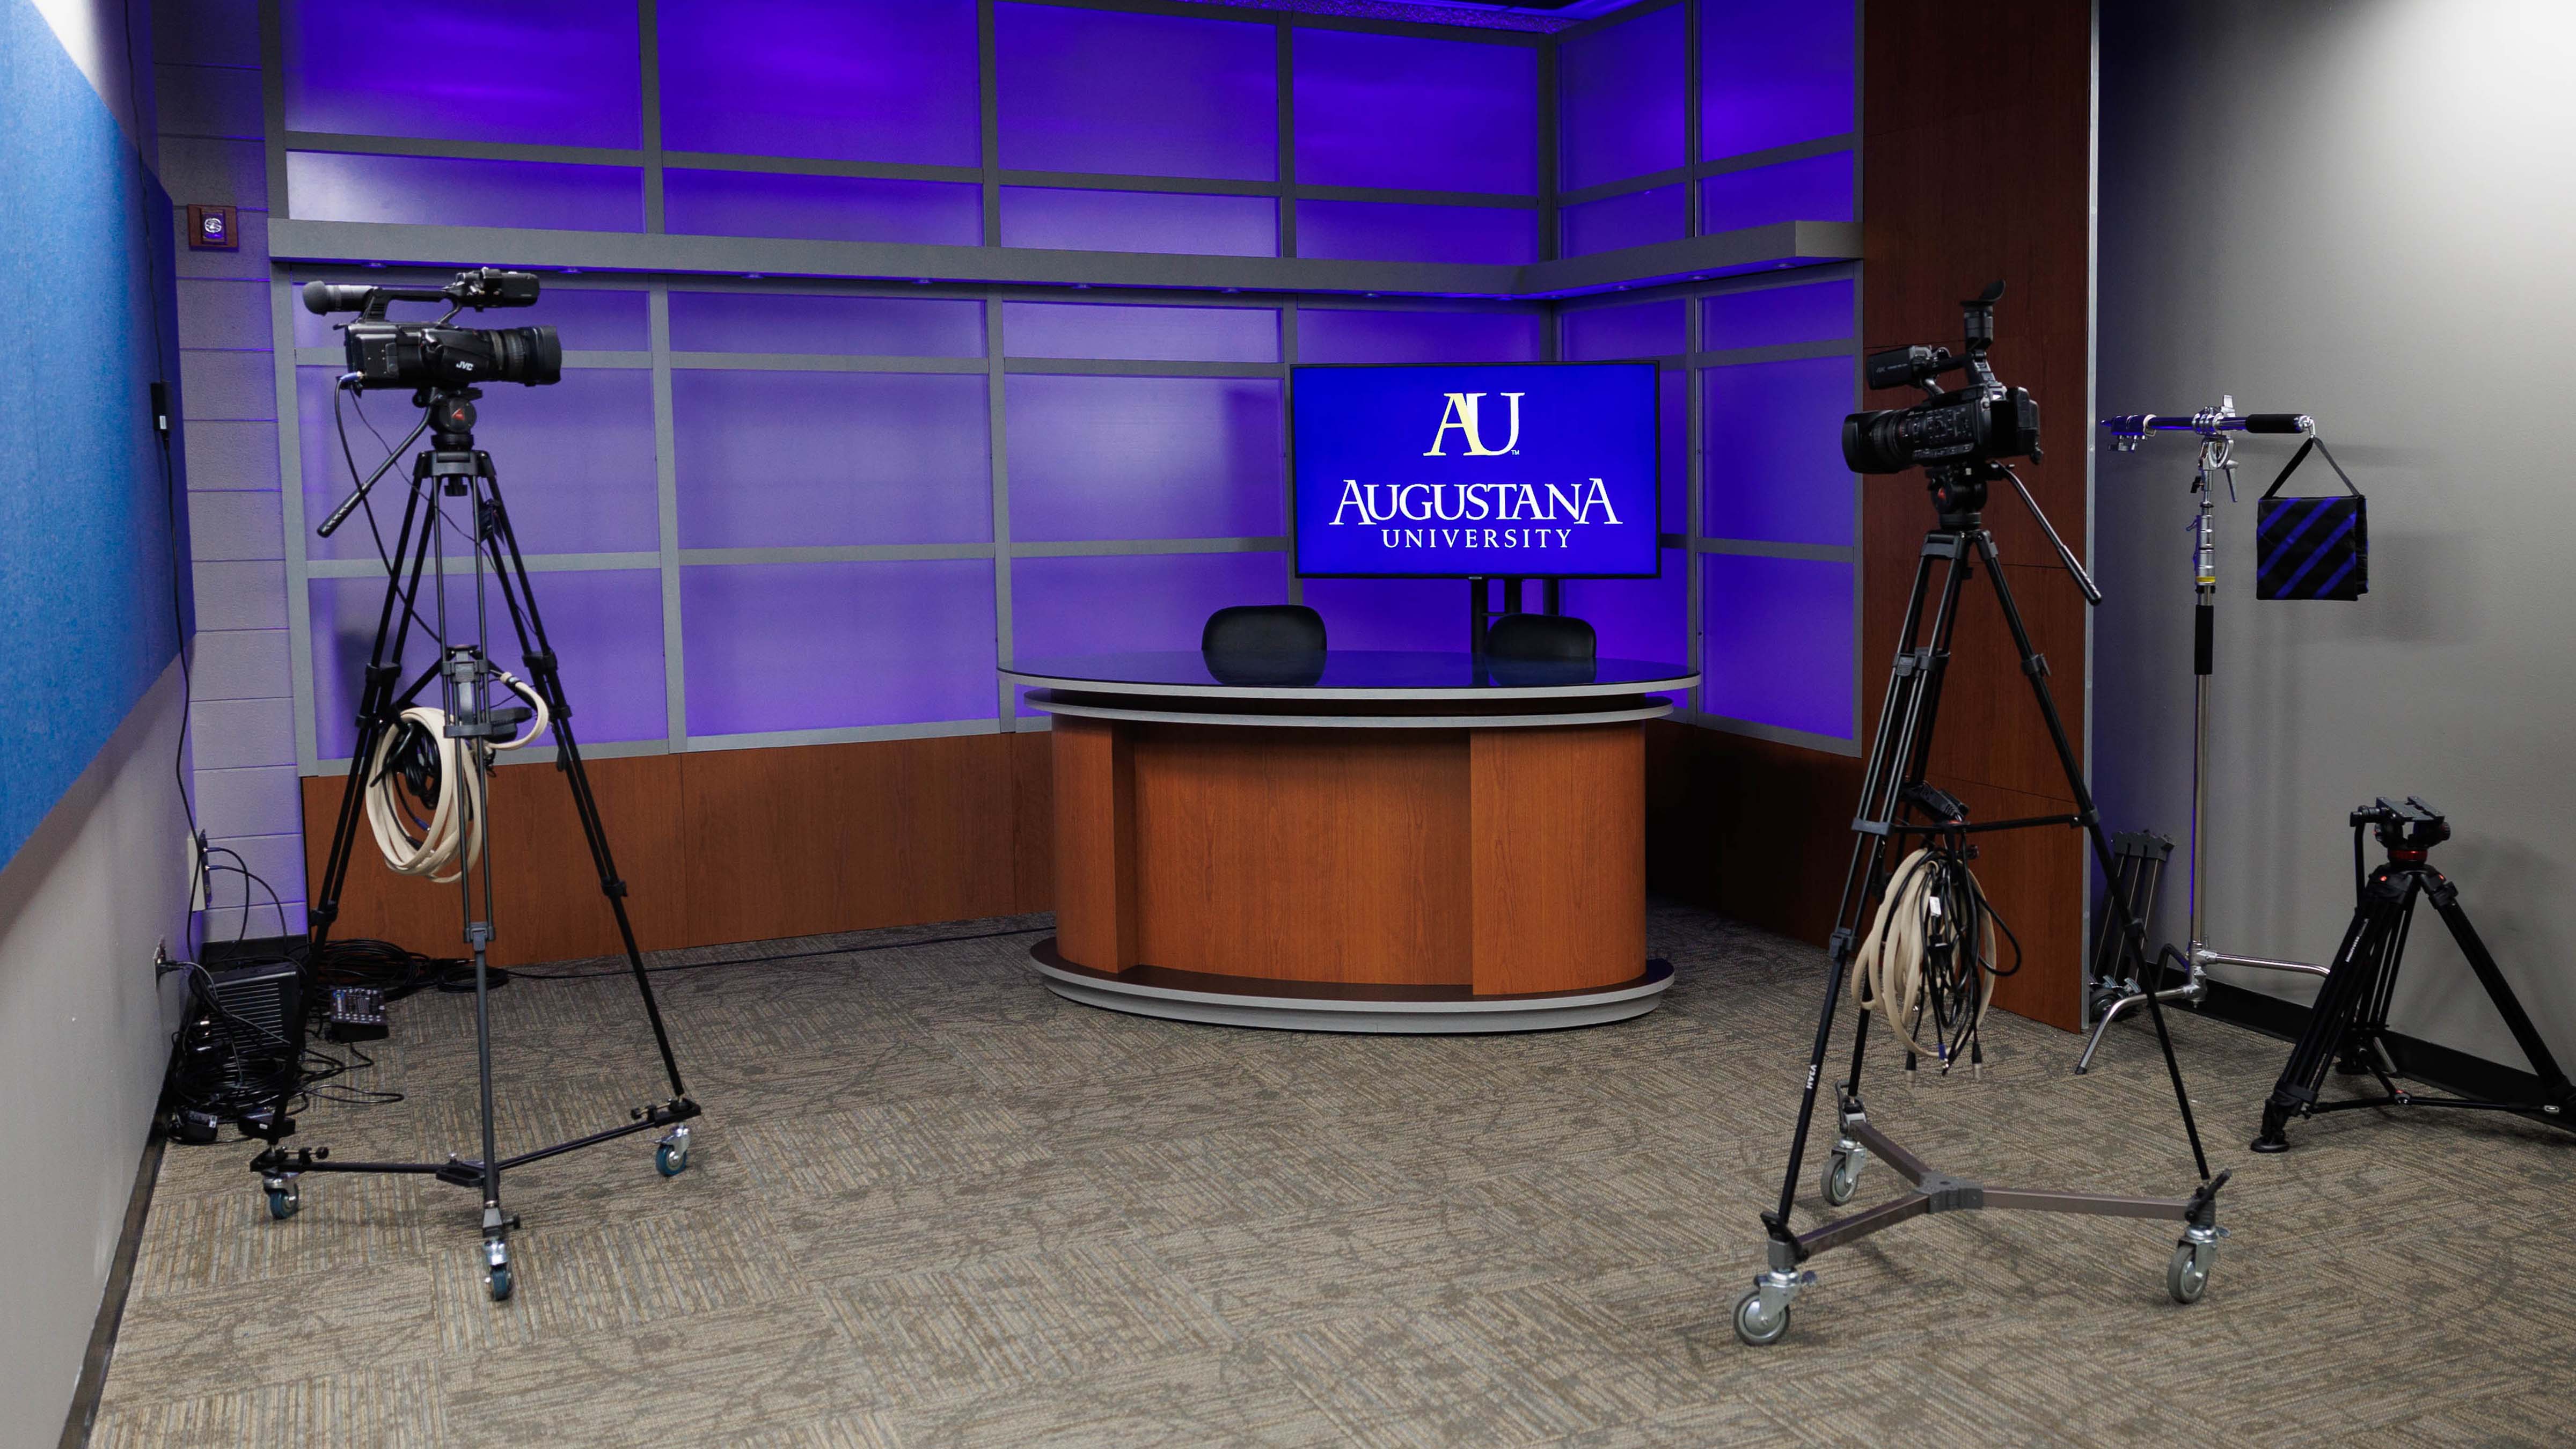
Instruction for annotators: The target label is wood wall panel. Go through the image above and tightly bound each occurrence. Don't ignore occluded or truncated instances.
[1128,725,1472,986]
[1469,724,1646,996]
[1644,721,1864,948]
[299,752,690,969]
[1011,729,1055,914]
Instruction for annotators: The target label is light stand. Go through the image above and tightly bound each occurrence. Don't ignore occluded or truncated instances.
[247,384,700,1303]
[2077,400,2336,1073]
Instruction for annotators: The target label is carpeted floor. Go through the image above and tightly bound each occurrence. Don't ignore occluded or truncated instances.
[89,904,2576,1446]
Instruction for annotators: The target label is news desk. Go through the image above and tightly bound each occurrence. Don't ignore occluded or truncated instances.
[1001,649,1699,1032]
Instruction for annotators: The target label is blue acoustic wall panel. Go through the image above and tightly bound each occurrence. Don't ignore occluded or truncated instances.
[663,171,984,247]
[1293,308,1542,364]
[1002,302,1279,363]
[299,368,661,561]
[996,3,1277,180]
[0,0,188,868]
[283,0,641,147]
[1559,3,1685,189]
[680,560,998,735]
[999,187,1278,258]
[1294,200,1535,265]
[1703,355,1856,547]
[1559,183,1687,258]
[1700,0,1855,159]
[1292,29,1536,195]
[1005,375,1283,541]
[1700,151,1854,232]
[668,292,986,358]
[657,0,982,166]
[671,370,992,548]
[1702,553,1852,738]
[308,570,669,758]
[287,152,645,232]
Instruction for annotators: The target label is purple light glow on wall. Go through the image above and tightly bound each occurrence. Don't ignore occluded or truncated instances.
[1562,550,1686,663]
[997,4,1277,180]
[999,188,1279,258]
[1703,356,1856,547]
[1009,551,1286,703]
[663,171,983,248]
[657,0,982,166]
[297,367,660,562]
[1702,553,1853,738]
[1002,303,1280,363]
[1558,3,1684,189]
[682,560,999,734]
[283,0,640,148]
[671,371,993,549]
[1292,29,1536,194]
[1005,375,1284,541]
[1702,279,1854,350]
[1700,151,1855,233]
[1558,184,1686,259]
[1293,308,1542,363]
[309,570,669,757]
[1699,0,1856,158]
[287,152,643,232]
[667,292,987,358]
[1562,298,1685,361]
[1300,576,1466,653]
[1295,200,1536,266]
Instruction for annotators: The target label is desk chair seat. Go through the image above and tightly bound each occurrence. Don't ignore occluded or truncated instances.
[1202,604,1327,685]
[1484,612,1596,663]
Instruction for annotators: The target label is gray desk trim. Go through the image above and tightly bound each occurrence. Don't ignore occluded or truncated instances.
[998,668,1699,703]
[1024,695,1677,730]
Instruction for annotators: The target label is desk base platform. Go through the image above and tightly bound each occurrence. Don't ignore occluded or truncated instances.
[1032,939,1672,1034]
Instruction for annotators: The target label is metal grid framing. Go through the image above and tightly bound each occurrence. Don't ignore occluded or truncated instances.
[260,0,1859,774]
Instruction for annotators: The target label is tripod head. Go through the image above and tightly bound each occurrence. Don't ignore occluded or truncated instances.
[2353,797,2449,859]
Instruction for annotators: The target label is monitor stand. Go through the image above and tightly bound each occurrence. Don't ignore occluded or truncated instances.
[1469,576,1563,652]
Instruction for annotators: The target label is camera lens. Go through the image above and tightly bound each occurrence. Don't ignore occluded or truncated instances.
[487,325,562,386]
[1842,409,1910,474]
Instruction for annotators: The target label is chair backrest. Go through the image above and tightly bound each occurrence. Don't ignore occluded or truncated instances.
[1202,604,1326,657]
[1483,612,1595,664]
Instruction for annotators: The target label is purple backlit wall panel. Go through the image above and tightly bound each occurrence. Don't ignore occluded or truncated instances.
[1000,188,1278,258]
[670,371,993,549]
[1006,375,1283,541]
[1559,184,1686,258]
[286,153,643,232]
[1563,299,1686,361]
[1703,356,1855,547]
[309,570,669,757]
[668,292,986,358]
[1002,303,1279,363]
[1295,200,1535,265]
[283,0,640,147]
[1558,4,1685,189]
[663,171,983,248]
[290,284,650,351]
[1700,152,1854,233]
[1562,550,1686,663]
[1300,576,1465,654]
[1699,0,1856,159]
[296,367,660,562]
[656,0,982,166]
[1292,30,1536,195]
[1702,279,1854,350]
[682,561,998,734]
[1011,551,1285,670]
[1293,308,1542,364]
[1702,553,1852,738]
[996,4,1276,180]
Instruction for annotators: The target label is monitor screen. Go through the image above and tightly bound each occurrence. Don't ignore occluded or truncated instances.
[1290,362,1662,579]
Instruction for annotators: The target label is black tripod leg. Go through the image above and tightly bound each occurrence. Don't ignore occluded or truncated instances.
[2426,881,2576,1108]
[1968,531,2211,1180]
[2253,891,2391,1151]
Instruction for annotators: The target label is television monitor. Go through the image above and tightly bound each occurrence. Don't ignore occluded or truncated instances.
[1290,361,1660,579]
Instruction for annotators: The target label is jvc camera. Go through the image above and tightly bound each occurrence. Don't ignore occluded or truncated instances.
[302,267,562,391]
[1842,282,2040,477]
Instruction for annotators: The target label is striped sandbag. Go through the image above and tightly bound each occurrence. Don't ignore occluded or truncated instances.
[2255,437,2367,601]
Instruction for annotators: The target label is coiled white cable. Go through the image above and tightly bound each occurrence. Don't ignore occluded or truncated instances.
[364,670,549,882]
[1851,846,2000,1067]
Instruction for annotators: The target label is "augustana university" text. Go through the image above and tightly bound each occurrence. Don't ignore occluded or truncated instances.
[1326,478,1625,552]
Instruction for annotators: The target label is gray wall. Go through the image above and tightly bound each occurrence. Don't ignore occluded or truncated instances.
[2095,0,2576,1071]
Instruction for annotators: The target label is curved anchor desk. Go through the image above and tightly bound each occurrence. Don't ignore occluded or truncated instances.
[1000,649,1699,1033]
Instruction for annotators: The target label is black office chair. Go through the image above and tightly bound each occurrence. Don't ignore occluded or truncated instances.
[1201,604,1327,686]
[1482,612,1597,684]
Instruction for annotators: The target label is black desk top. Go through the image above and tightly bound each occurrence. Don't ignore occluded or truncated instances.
[1001,649,1697,701]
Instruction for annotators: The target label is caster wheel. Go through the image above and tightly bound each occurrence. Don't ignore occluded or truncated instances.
[266,1185,299,1220]
[1733,1287,1791,1346]
[1820,1152,1860,1207]
[656,1133,690,1177]
[2167,1238,2217,1304]
[487,1263,514,1302]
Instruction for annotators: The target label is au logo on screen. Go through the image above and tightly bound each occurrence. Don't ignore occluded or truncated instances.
[1292,363,1659,580]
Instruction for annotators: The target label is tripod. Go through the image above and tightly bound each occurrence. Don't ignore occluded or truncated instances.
[2252,798,2576,1152]
[1734,459,2228,1346]
[249,384,700,1302]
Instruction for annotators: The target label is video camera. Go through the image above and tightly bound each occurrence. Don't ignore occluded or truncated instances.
[302,267,561,391]
[1842,281,2040,477]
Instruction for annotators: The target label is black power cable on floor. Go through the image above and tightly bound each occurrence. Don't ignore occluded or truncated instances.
[507,925,1053,981]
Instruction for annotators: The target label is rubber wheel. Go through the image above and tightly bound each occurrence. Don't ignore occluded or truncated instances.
[1733,1288,1791,1346]
[266,1188,298,1221]
[2167,1239,2215,1304]
[1820,1153,1859,1207]
[656,1140,689,1177]
[487,1262,514,1302]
